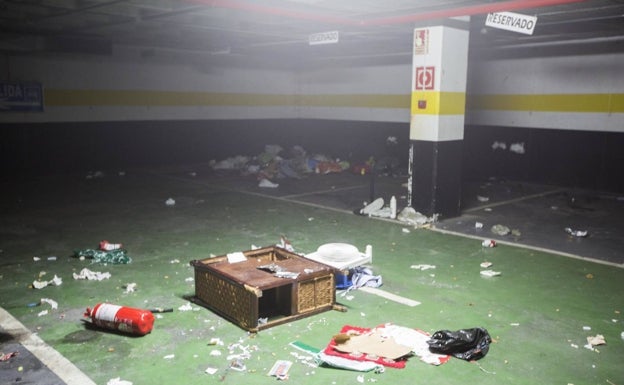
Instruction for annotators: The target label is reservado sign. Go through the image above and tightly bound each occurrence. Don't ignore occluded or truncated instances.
[485,11,537,35]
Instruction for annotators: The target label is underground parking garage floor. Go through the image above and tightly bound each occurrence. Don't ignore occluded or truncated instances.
[0,166,622,385]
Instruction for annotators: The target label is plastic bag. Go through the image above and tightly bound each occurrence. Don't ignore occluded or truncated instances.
[427,327,492,361]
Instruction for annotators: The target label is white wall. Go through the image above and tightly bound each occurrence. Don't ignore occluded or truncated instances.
[466,51,624,132]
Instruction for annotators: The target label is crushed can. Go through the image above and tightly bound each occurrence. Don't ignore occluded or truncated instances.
[85,303,154,336]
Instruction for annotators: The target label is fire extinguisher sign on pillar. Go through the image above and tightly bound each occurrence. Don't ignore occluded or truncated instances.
[85,303,155,336]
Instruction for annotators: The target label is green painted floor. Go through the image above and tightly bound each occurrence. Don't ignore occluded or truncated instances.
[0,169,622,385]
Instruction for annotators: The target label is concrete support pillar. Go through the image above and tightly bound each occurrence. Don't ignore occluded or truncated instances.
[409,26,469,218]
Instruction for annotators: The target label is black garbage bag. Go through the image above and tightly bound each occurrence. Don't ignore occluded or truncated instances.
[427,327,492,361]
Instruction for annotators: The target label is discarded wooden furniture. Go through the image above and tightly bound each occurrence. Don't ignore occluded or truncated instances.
[190,246,337,332]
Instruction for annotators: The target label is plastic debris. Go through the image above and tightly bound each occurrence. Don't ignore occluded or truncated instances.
[0,352,19,361]
[73,268,111,281]
[32,275,62,289]
[480,270,501,277]
[480,262,493,268]
[397,207,436,226]
[482,239,497,248]
[74,248,131,264]
[477,195,489,202]
[205,367,219,375]
[427,327,492,361]
[258,178,279,188]
[491,224,510,236]
[492,141,507,150]
[99,240,123,251]
[268,360,292,379]
[565,227,588,237]
[410,264,436,271]
[510,142,525,154]
[40,298,58,310]
[475,222,484,229]
[163,354,175,359]
[165,198,176,206]
[124,283,137,293]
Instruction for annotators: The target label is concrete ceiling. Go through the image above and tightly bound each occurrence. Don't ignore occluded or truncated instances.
[1,0,623,67]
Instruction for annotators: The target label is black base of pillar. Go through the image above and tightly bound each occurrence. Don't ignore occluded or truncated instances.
[410,139,462,219]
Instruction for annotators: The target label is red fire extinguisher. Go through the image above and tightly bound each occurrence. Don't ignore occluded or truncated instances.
[84,303,155,336]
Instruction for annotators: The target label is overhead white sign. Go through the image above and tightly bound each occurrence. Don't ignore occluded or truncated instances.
[485,11,537,35]
[309,30,339,45]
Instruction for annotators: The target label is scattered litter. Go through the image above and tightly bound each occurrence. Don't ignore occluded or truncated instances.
[165,198,176,206]
[480,270,501,277]
[401,228,410,233]
[396,207,437,226]
[621,331,624,341]
[163,354,175,360]
[477,195,489,202]
[360,198,385,216]
[32,275,62,289]
[228,359,247,372]
[226,252,247,263]
[410,264,436,271]
[510,323,520,326]
[258,178,279,188]
[47,256,57,261]
[571,343,579,349]
[208,337,224,346]
[73,268,111,281]
[210,350,222,356]
[268,360,292,379]
[178,302,195,312]
[147,307,172,314]
[37,309,48,317]
[565,227,588,237]
[582,326,591,331]
[482,239,497,248]
[492,141,507,150]
[0,352,19,361]
[357,375,365,383]
[475,222,483,229]
[584,334,606,351]
[99,240,123,251]
[74,248,132,264]
[124,283,137,293]
[427,327,492,361]
[86,171,104,179]
[170,259,180,264]
[40,298,58,310]
[491,224,510,236]
[480,262,493,268]
[33,257,41,261]
[510,142,525,154]
[106,378,132,385]
[185,277,194,282]
[205,367,218,375]
[511,229,521,237]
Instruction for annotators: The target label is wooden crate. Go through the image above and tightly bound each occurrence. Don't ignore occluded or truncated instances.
[190,246,336,332]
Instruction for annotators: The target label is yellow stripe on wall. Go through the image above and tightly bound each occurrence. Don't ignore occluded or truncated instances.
[469,93,624,113]
[410,91,466,115]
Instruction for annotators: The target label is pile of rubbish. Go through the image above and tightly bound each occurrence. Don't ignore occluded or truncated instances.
[209,142,401,188]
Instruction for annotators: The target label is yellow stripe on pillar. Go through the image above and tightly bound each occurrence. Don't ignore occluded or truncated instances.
[410,91,466,115]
